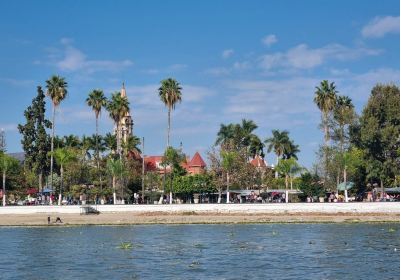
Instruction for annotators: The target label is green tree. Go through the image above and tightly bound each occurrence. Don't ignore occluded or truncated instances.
[265,130,290,177]
[161,146,186,203]
[158,78,182,147]
[107,158,125,204]
[18,86,52,190]
[0,153,19,206]
[46,75,68,192]
[51,148,76,205]
[107,92,130,158]
[356,84,400,194]
[221,150,237,203]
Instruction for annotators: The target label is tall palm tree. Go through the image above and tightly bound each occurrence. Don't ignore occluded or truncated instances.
[51,147,76,206]
[86,90,107,165]
[249,135,265,158]
[122,135,141,155]
[333,95,354,152]
[158,78,182,147]
[265,130,290,178]
[46,75,68,192]
[314,80,338,145]
[158,78,182,204]
[107,92,130,158]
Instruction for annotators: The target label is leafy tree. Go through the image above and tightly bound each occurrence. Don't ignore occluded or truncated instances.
[51,148,76,205]
[161,146,186,203]
[172,174,216,195]
[297,172,325,199]
[104,133,117,154]
[221,150,237,203]
[18,86,52,190]
[356,84,400,192]
[0,153,19,206]
[158,78,182,147]
[107,92,130,158]
[0,129,5,153]
[107,158,126,204]
[46,75,68,191]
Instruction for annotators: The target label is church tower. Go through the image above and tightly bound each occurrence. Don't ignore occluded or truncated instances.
[118,83,133,143]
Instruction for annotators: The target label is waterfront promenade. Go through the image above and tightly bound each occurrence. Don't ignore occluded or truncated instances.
[1,203,400,225]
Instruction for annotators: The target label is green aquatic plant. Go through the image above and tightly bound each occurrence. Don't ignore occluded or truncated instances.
[388,228,396,233]
[118,242,133,250]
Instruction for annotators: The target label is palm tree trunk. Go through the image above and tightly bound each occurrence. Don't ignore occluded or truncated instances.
[226,172,230,203]
[96,116,103,191]
[2,170,6,207]
[285,174,289,203]
[344,166,348,203]
[116,123,121,159]
[50,104,55,191]
[113,176,117,204]
[275,156,279,178]
[167,108,171,147]
[58,165,63,206]
[39,172,43,193]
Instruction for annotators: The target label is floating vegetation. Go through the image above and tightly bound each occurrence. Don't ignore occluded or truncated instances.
[189,261,200,268]
[388,228,396,233]
[194,243,207,250]
[272,231,279,236]
[118,242,133,250]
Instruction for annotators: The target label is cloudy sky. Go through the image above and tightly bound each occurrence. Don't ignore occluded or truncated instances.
[1,0,400,167]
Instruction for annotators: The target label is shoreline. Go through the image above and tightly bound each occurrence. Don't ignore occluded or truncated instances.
[1,202,400,226]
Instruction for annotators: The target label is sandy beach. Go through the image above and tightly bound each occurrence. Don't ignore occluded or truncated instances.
[1,203,400,225]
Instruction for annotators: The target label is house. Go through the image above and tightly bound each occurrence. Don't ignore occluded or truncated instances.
[143,151,206,175]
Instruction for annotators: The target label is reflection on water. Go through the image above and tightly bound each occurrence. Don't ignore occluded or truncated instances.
[0,224,399,279]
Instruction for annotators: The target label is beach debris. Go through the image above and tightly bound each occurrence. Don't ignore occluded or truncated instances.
[118,242,133,250]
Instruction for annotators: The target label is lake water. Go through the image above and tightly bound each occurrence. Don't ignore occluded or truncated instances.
[0,224,399,279]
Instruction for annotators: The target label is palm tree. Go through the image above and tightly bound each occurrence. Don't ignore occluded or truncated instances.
[221,150,236,203]
[86,90,107,168]
[104,133,117,154]
[216,123,235,148]
[158,78,182,204]
[122,135,141,155]
[0,153,18,206]
[51,147,76,206]
[107,92,130,158]
[249,135,265,158]
[265,130,290,177]
[46,75,68,192]
[107,158,125,204]
[314,80,338,145]
[275,159,292,203]
[158,78,182,147]
[333,95,354,153]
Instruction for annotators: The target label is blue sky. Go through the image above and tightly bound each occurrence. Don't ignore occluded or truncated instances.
[1,0,400,168]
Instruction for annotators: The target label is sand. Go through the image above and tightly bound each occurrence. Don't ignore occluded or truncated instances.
[0,212,399,226]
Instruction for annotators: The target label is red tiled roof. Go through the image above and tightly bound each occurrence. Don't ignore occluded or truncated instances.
[250,155,267,168]
[189,152,206,167]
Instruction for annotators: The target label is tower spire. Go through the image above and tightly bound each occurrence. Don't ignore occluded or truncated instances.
[121,82,126,97]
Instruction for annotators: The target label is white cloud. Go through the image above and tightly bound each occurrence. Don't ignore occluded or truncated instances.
[233,61,251,71]
[0,123,18,132]
[48,39,133,73]
[262,34,278,47]
[362,16,400,38]
[259,43,381,71]
[222,49,234,59]
[168,64,188,71]
[0,78,35,87]
[205,67,231,76]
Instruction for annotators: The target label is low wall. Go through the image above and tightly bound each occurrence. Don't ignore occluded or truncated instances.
[0,202,400,215]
